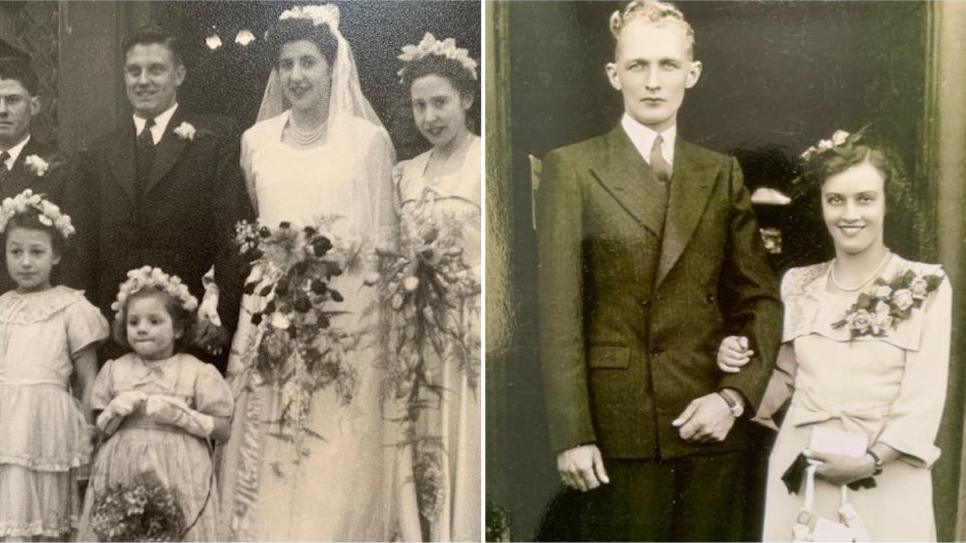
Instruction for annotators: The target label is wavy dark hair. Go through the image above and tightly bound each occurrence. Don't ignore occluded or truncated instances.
[400,54,478,102]
[123,25,185,67]
[112,288,196,354]
[267,18,338,69]
[794,130,918,255]
[0,57,38,96]
[798,132,911,217]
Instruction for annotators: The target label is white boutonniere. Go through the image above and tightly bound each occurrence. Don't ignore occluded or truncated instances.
[23,155,50,177]
[173,121,198,141]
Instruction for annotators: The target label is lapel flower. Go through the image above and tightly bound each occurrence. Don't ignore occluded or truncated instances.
[23,155,50,177]
[173,121,197,141]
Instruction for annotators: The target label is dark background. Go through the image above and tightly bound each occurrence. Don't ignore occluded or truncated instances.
[490,1,936,540]
[151,1,481,160]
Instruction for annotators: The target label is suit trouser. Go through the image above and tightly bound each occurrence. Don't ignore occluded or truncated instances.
[574,451,755,542]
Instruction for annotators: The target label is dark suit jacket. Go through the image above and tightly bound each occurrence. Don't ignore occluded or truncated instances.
[76,108,254,344]
[0,136,89,292]
[536,126,782,460]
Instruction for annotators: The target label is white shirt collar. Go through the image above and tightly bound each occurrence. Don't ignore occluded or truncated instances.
[2,134,31,170]
[620,113,676,167]
[133,102,178,145]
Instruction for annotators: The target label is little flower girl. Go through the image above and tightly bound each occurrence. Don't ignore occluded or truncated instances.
[0,189,108,540]
[77,267,233,541]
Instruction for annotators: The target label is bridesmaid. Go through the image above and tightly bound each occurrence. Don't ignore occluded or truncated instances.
[394,33,480,542]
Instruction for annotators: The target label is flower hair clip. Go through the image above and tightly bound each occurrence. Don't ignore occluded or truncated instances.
[111,266,199,316]
[800,127,867,161]
[397,33,478,82]
[279,4,340,30]
[0,189,75,238]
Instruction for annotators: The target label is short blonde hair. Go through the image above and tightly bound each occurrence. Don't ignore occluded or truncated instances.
[609,1,695,56]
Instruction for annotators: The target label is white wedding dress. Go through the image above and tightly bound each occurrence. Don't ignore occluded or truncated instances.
[218,110,402,541]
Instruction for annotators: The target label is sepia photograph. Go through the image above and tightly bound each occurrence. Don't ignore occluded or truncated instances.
[486,1,966,541]
[0,1,480,541]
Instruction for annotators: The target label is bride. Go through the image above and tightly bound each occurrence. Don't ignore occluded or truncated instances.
[723,129,951,541]
[218,5,402,540]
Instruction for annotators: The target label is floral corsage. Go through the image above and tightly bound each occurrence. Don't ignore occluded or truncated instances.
[832,269,943,338]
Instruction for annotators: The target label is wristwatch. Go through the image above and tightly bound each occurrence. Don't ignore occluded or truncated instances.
[867,450,884,476]
[717,389,744,418]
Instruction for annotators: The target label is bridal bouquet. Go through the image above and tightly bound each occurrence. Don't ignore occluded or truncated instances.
[89,472,185,542]
[235,219,359,436]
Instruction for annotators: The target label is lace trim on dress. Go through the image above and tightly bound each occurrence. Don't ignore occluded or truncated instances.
[0,516,78,538]
[0,451,89,472]
[229,374,264,540]
[781,256,942,351]
[0,286,87,325]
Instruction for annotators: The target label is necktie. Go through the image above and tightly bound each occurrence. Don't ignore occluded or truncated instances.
[138,117,155,148]
[650,134,672,182]
[135,118,156,199]
[0,151,10,183]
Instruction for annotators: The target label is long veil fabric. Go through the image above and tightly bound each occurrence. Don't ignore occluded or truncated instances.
[249,4,396,247]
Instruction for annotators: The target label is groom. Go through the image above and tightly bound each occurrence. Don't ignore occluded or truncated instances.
[536,2,781,540]
[75,26,253,372]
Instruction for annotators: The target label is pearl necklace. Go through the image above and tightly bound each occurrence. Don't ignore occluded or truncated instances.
[830,250,891,292]
[288,118,326,146]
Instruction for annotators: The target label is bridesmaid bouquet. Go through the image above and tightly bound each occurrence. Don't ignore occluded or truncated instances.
[368,210,480,519]
[89,472,185,542]
[369,211,479,407]
[235,219,359,436]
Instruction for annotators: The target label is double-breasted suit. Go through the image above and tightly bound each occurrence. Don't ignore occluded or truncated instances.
[76,108,254,369]
[537,125,782,539]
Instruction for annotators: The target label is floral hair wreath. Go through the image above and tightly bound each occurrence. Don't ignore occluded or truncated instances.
[397,33,479,83]
[0,189,75,239]
[111,266,199,316]
[279,4,340,30]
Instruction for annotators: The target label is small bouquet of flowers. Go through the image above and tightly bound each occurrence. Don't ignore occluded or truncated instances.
[235,218,358,439]
[832,268,943,338]
[89,472,185,542]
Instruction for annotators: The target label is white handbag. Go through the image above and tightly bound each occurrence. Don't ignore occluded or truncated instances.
[791,462,871,542]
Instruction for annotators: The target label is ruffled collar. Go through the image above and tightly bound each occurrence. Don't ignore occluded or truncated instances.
[782,255,944,351]
[0,286,88,325]
[120,352,185,391]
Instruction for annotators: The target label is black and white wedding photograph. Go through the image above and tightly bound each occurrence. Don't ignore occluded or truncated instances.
[486,1,966,541]
[0,1,480,541]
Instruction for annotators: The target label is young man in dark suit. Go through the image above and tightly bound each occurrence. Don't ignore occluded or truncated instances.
[74,26,253,372]
[536,2,782,540]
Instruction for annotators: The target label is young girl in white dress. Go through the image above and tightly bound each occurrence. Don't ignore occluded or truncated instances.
[77,267,233,542]
[720,131,951,541]
[394,33,481,542]
[0,189,108,540]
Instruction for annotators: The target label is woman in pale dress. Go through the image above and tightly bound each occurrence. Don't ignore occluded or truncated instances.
[721,130,951,541]
[393,33,480,542]
[217,5,403,541]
